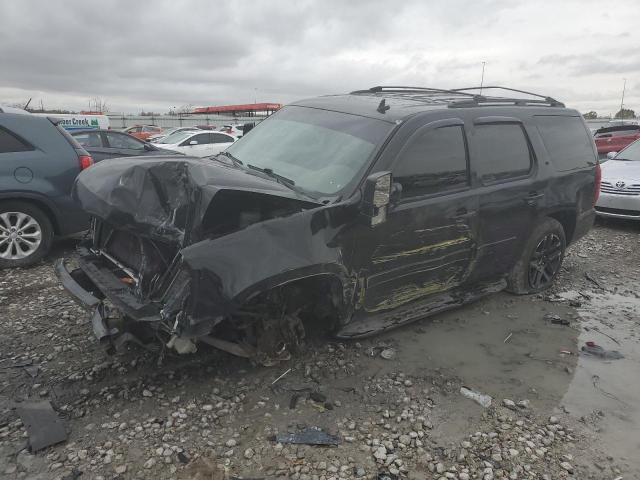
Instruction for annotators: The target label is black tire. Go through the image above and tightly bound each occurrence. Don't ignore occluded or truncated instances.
[0,201,54,268]
[507,217,566,294]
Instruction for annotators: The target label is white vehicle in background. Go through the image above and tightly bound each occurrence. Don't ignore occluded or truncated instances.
[219,124,246,137]
[34,113,110,131]
[596,139,640,221]
[148,126,201,143]
[157,130,237,157]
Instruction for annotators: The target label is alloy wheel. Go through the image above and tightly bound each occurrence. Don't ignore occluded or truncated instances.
[0,212,43,260]
[528,233,562,289]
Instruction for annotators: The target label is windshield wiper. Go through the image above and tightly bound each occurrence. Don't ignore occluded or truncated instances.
[217,151,243,166]
[247,164,296,186]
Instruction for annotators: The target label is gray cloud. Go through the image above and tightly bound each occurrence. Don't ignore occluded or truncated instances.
[0,0,638,115]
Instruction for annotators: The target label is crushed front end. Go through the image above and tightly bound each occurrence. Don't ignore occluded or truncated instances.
[55,157,344,361]
[56,218,199,355]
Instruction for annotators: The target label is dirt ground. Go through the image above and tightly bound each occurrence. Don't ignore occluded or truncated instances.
[0,219,638,480]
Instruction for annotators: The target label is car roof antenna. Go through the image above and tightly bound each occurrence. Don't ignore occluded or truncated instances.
[377,99,390,114]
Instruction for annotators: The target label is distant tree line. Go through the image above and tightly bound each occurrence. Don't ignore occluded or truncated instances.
[582,108,636,119]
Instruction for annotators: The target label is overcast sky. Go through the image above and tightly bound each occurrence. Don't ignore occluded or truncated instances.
[1,0,638,115]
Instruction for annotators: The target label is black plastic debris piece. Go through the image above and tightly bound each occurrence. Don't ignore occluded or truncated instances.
[23,365,39,378]
[377,472,399,480]
[62,467,83,480]
[12,359,33,368]
[309,391,327,403]
[289,393,301,410]
[581,341,624,360]
[584,272,603,289]
[272,426,340,446]
[544,313,570,326]
[17,401,67,452]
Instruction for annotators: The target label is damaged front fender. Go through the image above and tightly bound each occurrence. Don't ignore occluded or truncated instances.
[177,204,357,331]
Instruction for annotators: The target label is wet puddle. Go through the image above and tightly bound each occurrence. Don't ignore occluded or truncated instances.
[365,288,640,474]
[366,292,580,437]
[375,292,578,403]
[560,290,640,474]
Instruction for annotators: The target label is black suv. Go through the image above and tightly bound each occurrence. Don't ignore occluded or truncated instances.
[56,87,598,361]
[0,108,92,267]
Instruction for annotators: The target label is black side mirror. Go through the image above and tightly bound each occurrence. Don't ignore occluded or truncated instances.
[143,143,154,151]
[361,171,392,226]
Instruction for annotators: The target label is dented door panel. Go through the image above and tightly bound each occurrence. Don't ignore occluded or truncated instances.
[359,192,479,313]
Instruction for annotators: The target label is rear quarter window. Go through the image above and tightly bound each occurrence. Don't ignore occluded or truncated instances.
[536,116,596,171]
[0,126,34,153]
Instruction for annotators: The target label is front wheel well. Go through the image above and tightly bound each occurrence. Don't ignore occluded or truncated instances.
[240,274,348,332]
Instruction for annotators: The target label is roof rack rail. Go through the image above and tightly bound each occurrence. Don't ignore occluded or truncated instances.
[450,86,564,107]
[350,85,565,108]
[351,86,477,97]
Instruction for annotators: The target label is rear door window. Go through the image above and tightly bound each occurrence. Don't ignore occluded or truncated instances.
[536,116,596,170]
[105,132,145,150]
[393,124,469,198]
[73,131,103,148]
[473,123,532,182]
[0,126,34,153]
[181,133,211,146]
[211,133,234,144]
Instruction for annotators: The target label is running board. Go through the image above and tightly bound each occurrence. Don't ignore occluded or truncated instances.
[335,279,506,339]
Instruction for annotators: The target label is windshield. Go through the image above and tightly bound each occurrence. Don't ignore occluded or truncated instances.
[225,105,394,196]
[159,131,196,144]
[614,140,640,161]
[157,127,177,137]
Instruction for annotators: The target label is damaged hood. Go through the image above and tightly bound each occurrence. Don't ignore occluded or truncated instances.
[73,156,320,244]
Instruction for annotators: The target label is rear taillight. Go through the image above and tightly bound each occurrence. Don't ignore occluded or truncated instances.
[593,161,602,205]
[79,154,94,171]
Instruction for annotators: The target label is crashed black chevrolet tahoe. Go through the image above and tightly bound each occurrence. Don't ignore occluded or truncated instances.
[56,86,599,362]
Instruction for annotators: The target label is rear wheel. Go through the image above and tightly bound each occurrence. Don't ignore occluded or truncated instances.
[0,201,53,268]
[507,217,566,294]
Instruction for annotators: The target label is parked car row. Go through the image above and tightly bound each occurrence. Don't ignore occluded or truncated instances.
[593,123,640,158]
[2,94,638,277]
[70,129,180,161]
[151,130,236,157]
[0,107,247,267]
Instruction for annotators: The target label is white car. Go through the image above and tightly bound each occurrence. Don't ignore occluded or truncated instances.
[219,124,246,137]
[157,131,237,157]
[148,127,200,143]
[596,139,640,221]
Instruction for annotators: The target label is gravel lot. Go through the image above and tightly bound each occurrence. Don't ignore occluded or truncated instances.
[0,220,638,480]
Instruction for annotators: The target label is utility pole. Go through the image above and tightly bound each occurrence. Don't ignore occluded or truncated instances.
[619,78,626,121]
[480,62,486,95]
[254,88,257,104]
